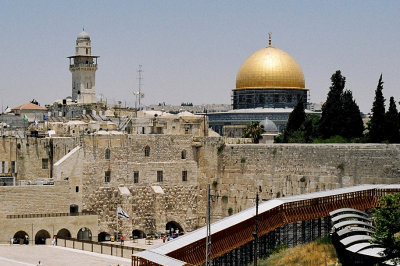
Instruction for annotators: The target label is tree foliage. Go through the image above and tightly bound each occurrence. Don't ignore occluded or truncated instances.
[368,74,386,142]
[281,99,306,142]
[341,90,364,139]
[373,193,400,263]
[318,70,346,138]
[385,97,400,143]
[242,121,264,143]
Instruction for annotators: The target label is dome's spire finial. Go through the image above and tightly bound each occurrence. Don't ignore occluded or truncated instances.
[83,26,85,31]
[268,32,272,47]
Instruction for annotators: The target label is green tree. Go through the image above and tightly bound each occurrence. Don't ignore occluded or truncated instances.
[341,90,364,139]
[373,193,400,264]
[368,74,386,142]
[242,121,264,143]
[318,70,346,138]
[385,97,400,143]
[282,99,306,142]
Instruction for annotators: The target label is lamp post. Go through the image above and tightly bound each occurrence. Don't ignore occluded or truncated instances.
[253,192,259,266]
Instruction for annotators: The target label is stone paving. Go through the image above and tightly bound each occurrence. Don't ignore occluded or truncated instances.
[0,245,131,266]
[0,239,165,266]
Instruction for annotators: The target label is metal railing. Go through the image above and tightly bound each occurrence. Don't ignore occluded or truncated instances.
[6,211,96,219]
[57,237,145,259]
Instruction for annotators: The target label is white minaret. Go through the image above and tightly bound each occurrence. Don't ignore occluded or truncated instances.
[67,29,99,103]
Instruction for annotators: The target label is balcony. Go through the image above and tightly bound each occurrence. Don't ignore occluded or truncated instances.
[69,63,98,70]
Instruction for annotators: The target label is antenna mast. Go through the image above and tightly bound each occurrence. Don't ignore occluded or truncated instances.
[137,65,144,110]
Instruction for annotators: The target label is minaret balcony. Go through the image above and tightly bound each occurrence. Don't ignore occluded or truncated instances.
[69,63,98,70]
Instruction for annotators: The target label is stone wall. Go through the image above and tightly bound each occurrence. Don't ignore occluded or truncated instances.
[199,142,400,219]
[2,134,400,238]
[83,185,201,237]
[0,181,73,218]
[0,136,79,181]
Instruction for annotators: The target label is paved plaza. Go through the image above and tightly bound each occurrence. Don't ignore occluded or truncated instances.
[0,238,165,266]
[0,245,131,266]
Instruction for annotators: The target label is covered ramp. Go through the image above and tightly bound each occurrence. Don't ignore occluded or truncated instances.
[133,184,400,265]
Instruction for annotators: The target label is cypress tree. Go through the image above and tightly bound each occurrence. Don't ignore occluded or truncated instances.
[341,90,364,139]
[282,99,305,142]
[385,97,400,143]
[318,70,345,138]
[368,74,386,142]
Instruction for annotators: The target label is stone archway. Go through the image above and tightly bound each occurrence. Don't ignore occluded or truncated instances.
[166,221,184,236]
[13,231,29,245]
[35,230,51,245]
[77,227,92,241]
[98,232,110,242]
[57,228,71,238]
[132,229,146,239]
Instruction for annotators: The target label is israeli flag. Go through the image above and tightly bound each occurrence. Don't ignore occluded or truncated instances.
[117,205,130,219]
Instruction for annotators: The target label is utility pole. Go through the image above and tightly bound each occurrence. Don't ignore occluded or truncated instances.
[206,184,212,265]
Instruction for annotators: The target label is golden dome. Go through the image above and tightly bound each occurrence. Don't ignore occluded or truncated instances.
[235,46,306,90]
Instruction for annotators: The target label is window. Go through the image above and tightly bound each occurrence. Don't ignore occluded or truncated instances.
[76,186,79,192]
[181,150,186,159]
[105,148,110,159]
[105,171,111,183]
[10,161,15,173]
[157,171,163,182]
[42,159,49,169]
[144,146,150,157]
[134,171,139,183]
[1,162,4,173]
[182,171,187,182]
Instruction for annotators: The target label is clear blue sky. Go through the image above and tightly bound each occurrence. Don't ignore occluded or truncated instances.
[1,1,400,113]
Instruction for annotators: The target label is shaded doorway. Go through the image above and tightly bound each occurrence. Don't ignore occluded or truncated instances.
[35,230,51,245]
[57,228,71,238]
[166,221,184,236]
[13,231,29,245]
[77,227,92,241]
[132,229,146,239]
[98,232,111,242]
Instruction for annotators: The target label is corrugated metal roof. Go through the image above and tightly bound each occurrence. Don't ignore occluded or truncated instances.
[336,227,374,237]
[333,220,374,231]
[134,250,188,266]
[340,235,372,246]
[357,247,386,258]
[346,242,379,253]
[331,213,371,224]
[329,208,369,217]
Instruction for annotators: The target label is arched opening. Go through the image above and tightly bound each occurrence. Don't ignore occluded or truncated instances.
[98,232,111,242]
[166,221,184,238]
[35,230,51,245]
[77,227,92,241]
[132,229,146,239]
[57,228,71,238]
[181,150,186,159]
[13,231,29,245]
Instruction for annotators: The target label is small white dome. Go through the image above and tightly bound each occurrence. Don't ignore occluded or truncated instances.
[260,117,278,133]
[77,30,90,40]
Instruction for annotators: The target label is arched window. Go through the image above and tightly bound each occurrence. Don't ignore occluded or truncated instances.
[144,146,150,157]
[181,150,186,159]
[105,148,110,159]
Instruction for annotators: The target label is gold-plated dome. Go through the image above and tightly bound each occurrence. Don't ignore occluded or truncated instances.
[235,46,306,90]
